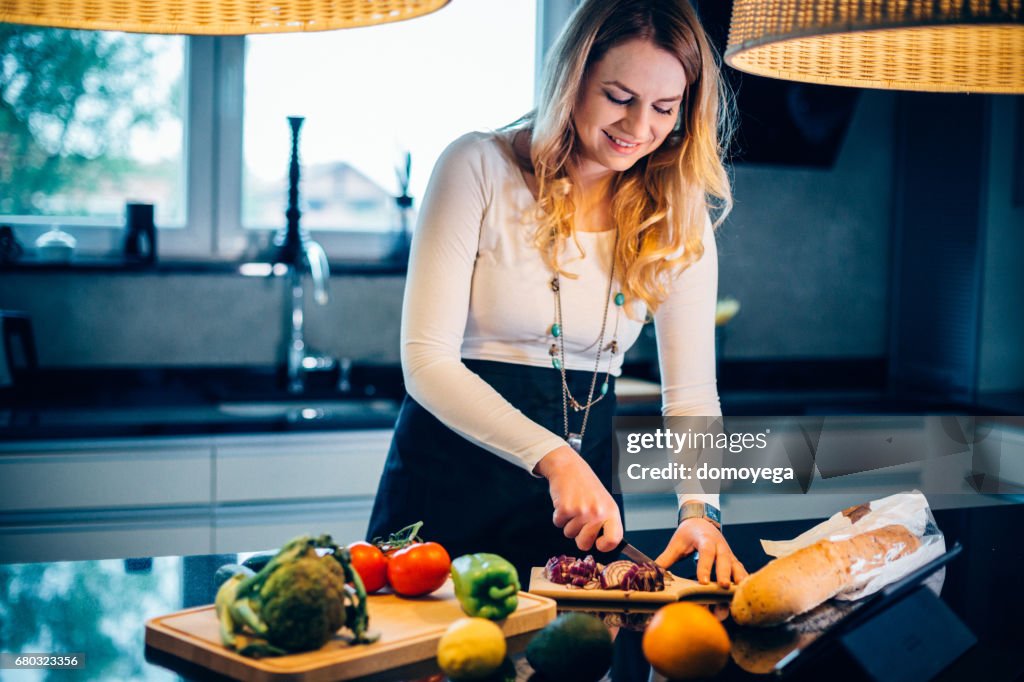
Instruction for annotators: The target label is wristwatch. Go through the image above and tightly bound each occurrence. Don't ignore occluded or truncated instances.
[677,501,722,530]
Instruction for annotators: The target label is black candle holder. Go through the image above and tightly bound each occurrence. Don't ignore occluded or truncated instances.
[273,116,305,267]
[388,151,414,262]
[124,202,157,264]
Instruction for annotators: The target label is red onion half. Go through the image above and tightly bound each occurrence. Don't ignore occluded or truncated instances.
[600,560,666,591]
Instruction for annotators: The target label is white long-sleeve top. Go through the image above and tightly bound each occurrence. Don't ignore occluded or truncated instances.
[401,132,721,511]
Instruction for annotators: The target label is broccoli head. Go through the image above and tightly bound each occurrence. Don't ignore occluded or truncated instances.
[215,534,377,657]
[319,554,348,633]
[258,554,347,652]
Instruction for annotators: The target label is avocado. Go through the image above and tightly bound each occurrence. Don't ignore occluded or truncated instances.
[525,612,613,682]
[241,552,275,573]
[213,563,254,590]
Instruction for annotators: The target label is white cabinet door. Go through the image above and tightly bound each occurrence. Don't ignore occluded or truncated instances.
[0,520,213,563]
[214,430,392,504]
[212,499,377,554]
[0,437,213,513]
[0,430,393,563]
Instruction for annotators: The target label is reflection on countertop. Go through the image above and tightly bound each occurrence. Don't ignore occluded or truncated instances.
[1,504,1022,681]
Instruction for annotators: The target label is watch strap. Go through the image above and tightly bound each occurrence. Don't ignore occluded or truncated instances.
[677,501,722,529]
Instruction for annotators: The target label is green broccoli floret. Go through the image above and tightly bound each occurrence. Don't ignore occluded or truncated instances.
[259,555,347,652]
[319,554,348,633]
[214,534,377,657]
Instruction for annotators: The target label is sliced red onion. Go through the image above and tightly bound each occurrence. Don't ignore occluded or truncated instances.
[600,560,635,589]
[599,560,666,591]
[545,554,601,588]
[544,555,568,584]
[545,554,667,591]
[624,561,666,591]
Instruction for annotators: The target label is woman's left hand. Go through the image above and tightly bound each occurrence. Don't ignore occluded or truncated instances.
[655,519,748,588]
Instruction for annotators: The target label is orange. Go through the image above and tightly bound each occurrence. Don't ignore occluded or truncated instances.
[642,602,731,680]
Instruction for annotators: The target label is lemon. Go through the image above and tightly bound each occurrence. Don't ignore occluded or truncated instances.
[436,617,507,681]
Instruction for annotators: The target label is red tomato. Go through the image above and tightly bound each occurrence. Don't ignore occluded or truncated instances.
[386,541,451,597]
[347,541,388,593]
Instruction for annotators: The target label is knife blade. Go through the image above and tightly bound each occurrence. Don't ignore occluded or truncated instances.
[613,539,657,565]
[612,540,680,580]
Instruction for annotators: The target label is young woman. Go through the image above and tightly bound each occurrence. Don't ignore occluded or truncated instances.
[367,0,746,588]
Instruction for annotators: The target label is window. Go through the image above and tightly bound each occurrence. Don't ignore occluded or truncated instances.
[243,0,535,235]
[1,1,543,262]
[0,27,185,251]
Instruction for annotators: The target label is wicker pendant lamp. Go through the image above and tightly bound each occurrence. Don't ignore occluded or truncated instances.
[726,0,1024,93]
[0,0,449,34]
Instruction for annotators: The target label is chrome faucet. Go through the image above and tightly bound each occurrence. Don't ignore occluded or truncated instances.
[305,239,329,306]
[282,236,335,394]
[274,116,336,394]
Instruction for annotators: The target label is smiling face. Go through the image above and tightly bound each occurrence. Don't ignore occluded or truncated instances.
[571,38,687,180]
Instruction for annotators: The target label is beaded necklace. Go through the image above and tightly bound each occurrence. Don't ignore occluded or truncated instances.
[548,230,624,453]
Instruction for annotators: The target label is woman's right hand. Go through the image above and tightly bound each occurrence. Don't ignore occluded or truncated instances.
[534,445,623,553]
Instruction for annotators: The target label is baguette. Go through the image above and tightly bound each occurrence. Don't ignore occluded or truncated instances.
[730,524,920,627]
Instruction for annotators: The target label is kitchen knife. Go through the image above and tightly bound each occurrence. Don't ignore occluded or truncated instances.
[612,539,657,565]
[612,539,681,580]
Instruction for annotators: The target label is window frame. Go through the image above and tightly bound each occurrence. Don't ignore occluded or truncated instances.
[3,0,569,263]
[0,33,206,259]
[212,32,398,261]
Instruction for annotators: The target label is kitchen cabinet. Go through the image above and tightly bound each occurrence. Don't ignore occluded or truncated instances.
[7,418,1012,563]
[968,421,1024,497]
[215,431,387,503]
[0,430,392,563]
[0,427,688,562]
[212,431,390,554]
[0,437,212,512]
[213,499,377,560]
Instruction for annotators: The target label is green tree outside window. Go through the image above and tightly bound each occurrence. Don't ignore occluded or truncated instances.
[0,25,182,221]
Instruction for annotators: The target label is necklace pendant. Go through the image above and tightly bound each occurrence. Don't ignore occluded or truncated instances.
[567,433,583,453]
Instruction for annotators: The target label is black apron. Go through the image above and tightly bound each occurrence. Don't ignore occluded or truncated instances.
[366,358,624,581]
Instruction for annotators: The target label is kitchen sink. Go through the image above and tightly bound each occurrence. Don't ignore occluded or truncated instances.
[216,399,399,421]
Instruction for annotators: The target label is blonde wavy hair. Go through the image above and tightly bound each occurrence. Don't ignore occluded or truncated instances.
[501,0,734,316]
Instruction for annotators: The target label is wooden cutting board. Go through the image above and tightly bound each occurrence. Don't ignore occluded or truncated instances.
[528,567,733,604]
[145,579,555,682]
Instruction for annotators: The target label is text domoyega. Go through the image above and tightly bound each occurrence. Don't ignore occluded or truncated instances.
[625,462,795,484]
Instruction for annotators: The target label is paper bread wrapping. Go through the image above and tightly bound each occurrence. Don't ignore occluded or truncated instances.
[731,491,945,627]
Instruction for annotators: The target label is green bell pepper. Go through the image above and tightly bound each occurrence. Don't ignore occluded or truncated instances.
[450,553,521,620]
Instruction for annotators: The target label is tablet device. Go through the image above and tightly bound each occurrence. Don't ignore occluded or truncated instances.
[767,542,969,677]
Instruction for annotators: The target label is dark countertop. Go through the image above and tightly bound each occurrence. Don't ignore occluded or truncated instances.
[1,503,1021,681]
[0,361,995,442]
[0,366,407,441]
[0,400,402,441]
[0,257,410,275]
